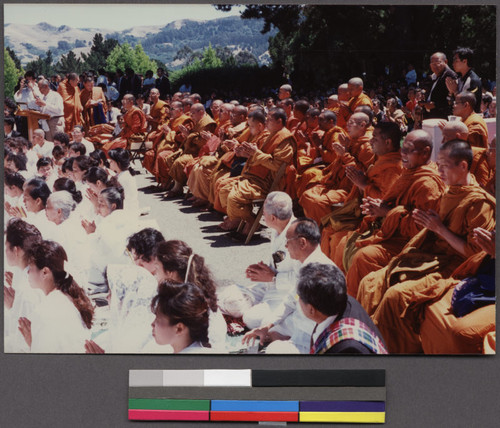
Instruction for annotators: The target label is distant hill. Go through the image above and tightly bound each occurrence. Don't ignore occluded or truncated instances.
[5,16,276,68]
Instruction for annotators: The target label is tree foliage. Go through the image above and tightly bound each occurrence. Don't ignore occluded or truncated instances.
[4,48,23,98]
[105,42,157,74]
[55,50,84,75]
[223,4,496,91]
[80,33,119,71]
[26,50,55,77]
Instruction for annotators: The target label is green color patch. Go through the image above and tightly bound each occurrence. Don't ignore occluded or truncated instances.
[128,398,210,411]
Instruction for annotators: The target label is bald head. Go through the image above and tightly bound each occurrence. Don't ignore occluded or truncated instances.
[348,78,364,98]
[354,105,374,125]
[442,121,469,143]
[408,129,433,151]
[338,84,350,102]
[278,84,292,100]
[347,112,369,138]
[190,103,206,122]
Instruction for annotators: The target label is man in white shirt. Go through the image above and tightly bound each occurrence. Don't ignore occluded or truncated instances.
[35,79,65,141]
[242,218,335,353]
[31,129,54,159]
[71,125,95,155]
[14,71,42,110]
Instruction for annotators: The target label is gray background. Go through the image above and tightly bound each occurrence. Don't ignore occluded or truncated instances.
[1,0,499,427]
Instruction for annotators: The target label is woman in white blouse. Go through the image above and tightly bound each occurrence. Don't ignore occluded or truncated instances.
[107,148,139,214]
[18,240,94,353]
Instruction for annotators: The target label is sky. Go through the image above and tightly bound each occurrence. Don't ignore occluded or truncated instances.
[4,3,246,31]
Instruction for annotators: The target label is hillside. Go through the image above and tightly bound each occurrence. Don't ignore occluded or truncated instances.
[5,16,276,68]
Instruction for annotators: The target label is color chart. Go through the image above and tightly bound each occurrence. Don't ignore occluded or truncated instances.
[129,369,386,423]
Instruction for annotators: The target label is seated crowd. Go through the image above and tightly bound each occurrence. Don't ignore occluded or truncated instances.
[4,49,496,354]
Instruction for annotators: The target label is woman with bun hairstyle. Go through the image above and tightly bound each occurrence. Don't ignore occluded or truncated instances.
[53,176,94,220]
[151,282,211,353]
[153,240,227,350]
[19,240,94,353]
[23,177,52,233]
[108,148,139,214]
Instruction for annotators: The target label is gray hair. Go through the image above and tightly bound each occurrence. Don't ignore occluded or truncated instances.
[38,79,50,88]
[48,191,76,221]
[263,191,293,221]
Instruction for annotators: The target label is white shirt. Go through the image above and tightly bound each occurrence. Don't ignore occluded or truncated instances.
[14,85,42,110]
[39,90,64,117]
[117,170,139,214]
[30,289,90,353]
[32,141,55,159]
[179,341,212,354]
[77,138,95,156]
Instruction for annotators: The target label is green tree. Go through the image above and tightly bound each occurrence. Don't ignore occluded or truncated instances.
[201,43,222,68]
[81,33,119,71]
[106,42,156,74]
[55,50,84,75]
[133,44,157,75]
[25,50,55,77]
[6,47,22,70]
[4,48,23,98]
[234,51,259,66]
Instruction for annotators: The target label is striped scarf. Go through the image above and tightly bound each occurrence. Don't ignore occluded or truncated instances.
[311,318,388,354]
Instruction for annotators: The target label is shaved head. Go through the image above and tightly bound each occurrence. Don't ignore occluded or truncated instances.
[348,77,364,88]
[431,52,447,62]
[191,103,205,114]
[348,78,364,98]
[408,129,433,151]
[442,121,469,143]
[338,84,350,102]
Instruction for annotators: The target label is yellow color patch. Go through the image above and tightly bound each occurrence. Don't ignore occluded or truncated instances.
[299,411,385,423]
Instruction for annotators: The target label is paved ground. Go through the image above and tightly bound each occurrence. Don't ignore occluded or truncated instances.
[132,160,272,290]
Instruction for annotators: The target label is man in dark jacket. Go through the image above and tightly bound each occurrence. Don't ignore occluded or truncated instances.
[297,263,388,354]
[422,52,457,119]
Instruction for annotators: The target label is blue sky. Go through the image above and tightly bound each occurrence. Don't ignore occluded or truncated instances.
[4,4,245,31]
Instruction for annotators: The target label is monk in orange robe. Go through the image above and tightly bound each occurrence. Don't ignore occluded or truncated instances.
[144,88,169,147]
[452,91,488,148]
[324,122,403,265]
[165,103,217,197]
[441,120,492,189]
[360,140,496,353]
[57,73,83,133]
[188,105,248,205]
[338,78,373,130]
[294,110,348,199]
[343,130,446,296]
[101,94,147,153]
[218,108,296,235]
[334,84,351,130]
[153,102,194,184]
[299,112,374,225]
[79,76,107,132]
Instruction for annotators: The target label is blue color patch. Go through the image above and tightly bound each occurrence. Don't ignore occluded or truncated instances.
[211,400,299,412]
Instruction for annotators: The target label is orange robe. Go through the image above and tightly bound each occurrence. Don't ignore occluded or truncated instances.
[57,80,83,133]
[220,127,296,223]
[324,151,403,265]
[294,126,348,199]
[299,132,374,225]
[151,114,194,181]
[463,112,488,148]
[80,86,107,131]
[167,114,217,185]
[146,100,169,144]
[470,146,492,189]
[187,121,248,201]
[338,93,373,130]
[102,106,147,153]
[344,164,446,296]
[362,180,496,353]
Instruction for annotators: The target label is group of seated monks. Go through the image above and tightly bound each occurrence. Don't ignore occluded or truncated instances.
[133,78,496,354]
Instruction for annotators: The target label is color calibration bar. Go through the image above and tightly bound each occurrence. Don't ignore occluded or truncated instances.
[129,370,386,424]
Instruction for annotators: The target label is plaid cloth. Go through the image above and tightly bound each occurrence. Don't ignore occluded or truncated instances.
[311,317,388,354]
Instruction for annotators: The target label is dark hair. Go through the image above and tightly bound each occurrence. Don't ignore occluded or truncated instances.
[268,107,287,126]
[153,240,218,312]
[306,108,321,119]
[440,139,473,170]
[4,116,15,127]
[151,282,210,347]
[297,263,347,316]
[84,166,109,186]
[5,170,26,190]
[453,47,475,68]
[61,157,75,173]
[36,156,53,170]
[69,142,86,156]
[355,105,374,124]
[73,125,85,133]
[53,132,71,147]
[320,110,337,124]
[74,155,94,173]
[108,148,132,171]
[52,145,66,161]
[6,152,27,171]
[5,218,42,261]
[5,98,18,112]
[457,91,477,109]
[292,218,321,244]
[126,228,165,262]
[53,178,83,203]
[294,99,310,115]
[89,149,110,168]
[25,178,51,207]
[374,121,402,151]
[26,240,94,329]
[248,109,266,124]
[100,187,124,210]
